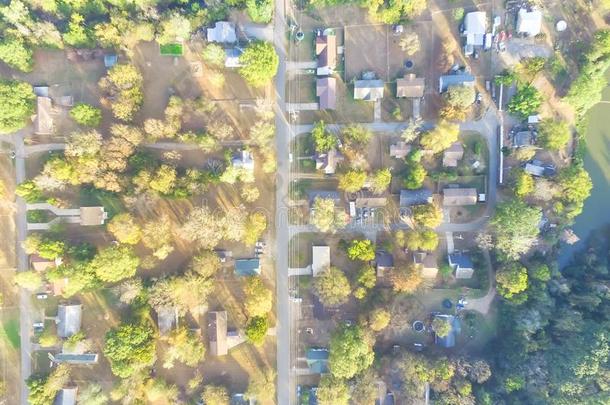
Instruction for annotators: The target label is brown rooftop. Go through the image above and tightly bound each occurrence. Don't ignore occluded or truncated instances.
[79,207,107,226]
[316,77,337,110]
[396,74,425,98]
[442,188,478,206]
[208,310,228,356]
[316,34,337,73]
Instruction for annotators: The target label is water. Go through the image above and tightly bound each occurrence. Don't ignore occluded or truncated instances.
[558,82,610,266]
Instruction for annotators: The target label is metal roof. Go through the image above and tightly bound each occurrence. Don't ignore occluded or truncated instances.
[438,74,475,93]
[54,387,77,405]
[399,188,433,207]
[57,303,82,338]
[234,259,261,276]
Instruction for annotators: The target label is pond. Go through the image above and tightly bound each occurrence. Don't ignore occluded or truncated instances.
[559,78,610,266]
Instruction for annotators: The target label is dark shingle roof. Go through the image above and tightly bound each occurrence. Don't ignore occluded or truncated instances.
[400,189,433,207]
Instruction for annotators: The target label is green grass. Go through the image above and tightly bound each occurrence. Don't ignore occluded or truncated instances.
[79,186,124,218]
[160,43,184,56]
[1,317,20,349]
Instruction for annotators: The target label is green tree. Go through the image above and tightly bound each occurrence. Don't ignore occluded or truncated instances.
[104,323,156,378]
[78,383,109,405]
[0,79,35,133]
[538,119,570,151]
[70,103,102,127]
[496,262,528,299]
[0,36,33,72]
[157,13,191,44]
[513,169,534,198]
[99,64,143,121]
[38,327,58,347]
[246,0,273,23]
[202,43,226,67]
[108,213,142,245]
[88,245,140,283]
[518,57,546,82]
[163,326,205,368]
[245,369,276,404]
[529,264,551,282]
[491,199,541,259]
[558,165,593,205]
[432,317,452,338]
[14,270,43,290]
[347,239,375,261]
[312,121,337,153]
[245,316,269,346]
[313,266,351,306]
[403,229,438,251]
[244,277,273,317]
[239,41,279,88]
[26,365,70,405]
[368,308,391,331]
[328,324,375,379]
[403,160,426,189]
[420,121,459,153]
[370,168,391,194]
[316,375,350,405]
[341,124,372,148]
[63,13,95,48]
[311,197,347,232]
[338,169,367,192]
[508,85,542,118]
[412,204,442,228]
[351,370,380,405]
[445,85,475,108]
[201,384,230,405]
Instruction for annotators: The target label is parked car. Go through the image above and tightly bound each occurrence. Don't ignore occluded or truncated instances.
[35,293,48,300]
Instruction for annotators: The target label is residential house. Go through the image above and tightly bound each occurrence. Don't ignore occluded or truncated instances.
[413,252,439,279]
[396,74,425,98]
[463,12,487,55]
[524,160,555,177]
[207,21,237,43]
[57,302,82,338]
[307,190,341,205]
[306,348,329,373]
[30,254,58,272]
[399,188,433,207]
[316,77,337,110]
[156,306,178,336]
[35,96,55,135]
[513,130,535,148]
[433,314,461,348]
[54,387,78,405]
[442,142,465,167]
[438,73,475,93]
[517,8,543,37]
[79,206,108,226]
[442,188,478,206]
[354,80,384,101]
[375,251,394,274]
[315,32,337,76]
[225,48,243,68]
[232,150,255,171]
[312,245,331,277]
[208,310,228,356]
[234,258,261,276]
[390,141,411,159]
[448,253,475,279]
[315,149,343,175]
[49,352,99,365]
[355,196,388,209]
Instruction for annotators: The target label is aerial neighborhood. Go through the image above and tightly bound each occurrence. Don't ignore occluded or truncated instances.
[0,0,607,405]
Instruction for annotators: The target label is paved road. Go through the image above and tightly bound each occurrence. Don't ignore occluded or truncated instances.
[273,0,292,404]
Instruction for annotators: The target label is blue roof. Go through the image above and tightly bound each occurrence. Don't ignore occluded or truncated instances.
[434,315,461,348]
[448,253,474,270]
[306,348,329,373]
[234,259,261,276]
[50,352,99,364]
[439,74,475,92]
[399,188,432,207]
[306,348,329,361]
[104,54,117,68]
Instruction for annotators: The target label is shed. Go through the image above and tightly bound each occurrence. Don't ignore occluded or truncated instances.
[448,253,474,279]
[354,80,384,101]
[49,352,99,365]
[438,74,475,93]
[413,252,438,278]
[207,21,237,43]
[232,150,255,171]
[306,348,329,373]
[434,314,461,348]
[208,310,228,356]
[312,245,330,276]
[513,131,534,147]
[442,188,478,206]
[375,251,394,272]
[156,306,178,335]
[104,54,117,68]
[30,254,57,272]
[442,142,465,167]
[517,8,543,37]
[35,96,54,135]
[524,163,545,177]
[316,77,337,110]
[225,48,243,68]
[315,148,343,174]
[54,387,77,405]
[390,141,411,159]
[316,33,337,76]
[234,259,261,276]
[400,188,433,207]
[464,12,487,46]
[57,303,82,338]
[396,74,425,98]
[79,206,107,226]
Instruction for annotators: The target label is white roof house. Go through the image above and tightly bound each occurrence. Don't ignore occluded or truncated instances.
[57,303,82,338]
[517,8,543,37]
[464,12,487,46]
[232,150,254,171]
[312,245,330,277]
[207,21,237,43]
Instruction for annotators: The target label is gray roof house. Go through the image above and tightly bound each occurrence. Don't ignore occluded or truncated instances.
[49,352,99,365]
[354,80,384,101]
[54,387,78,405]
[434,314,461,348]
[443,188,478,206]
[57,303,82,338]
[513,130,535,147]
[375,251,394,272]
[316,77,337,110]
[156,306,178,335]
[400,188,433,207]
[439,73,475,93]
[449,253,475,279]
[315,149,343,174]
[396,74,425,98]
[207,21,237,43]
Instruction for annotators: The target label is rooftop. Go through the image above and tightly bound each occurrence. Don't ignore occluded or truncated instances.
[49,352,99,364]
[434,314,461,348]
[312,245,330,277]
[209,310,228,356]
[400,188,433,207]
[375,251,394,268]
[315,148,343,175]
[232,150,255,171]
[57,303,82,338]
[439,73,475,93]
[225,47,243,68]
[207,21,237,43]
[316,33,337,75]
[396,74,425,98]
[464,12,487,46]
[79,206,107,226]
[308,190,341,204]
[442,142,465,167]
[234,258,261,276]
[442,188,478,206]
[316,77,337,110]
[517,8,543,37]
[54,387,77,405]
[156,306,177,335]
[35,96,54,135]
[354,79,385,101]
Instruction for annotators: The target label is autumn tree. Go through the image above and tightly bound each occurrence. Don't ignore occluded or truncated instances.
[108,213,142,245]
[496,262,529,299]
[180,206,225,249]
[311,197,347,232]
[316,375,350,405]
[157,13,190,44]
[149,272,213,316]
[313,266,351,306]
[243,212,267,246]
[399,32,420,55]
[202,43,225,67]
[412,204,442,228]
[70,103,102,127]
[403,160,427,189]
[141,216,174,259]
[245,368,276,404]
[513,168,534,198]
[420,121,460,153]
[163,326,205,368]
[338,170,367,192]
[369,168,391,194]
[351,370,380,405]
[347,239,376,261]
[328,324,375,379]
[353,264,376,300]
[403,229,439,251]
[244,277,273,318]
[104,323,156,378]
[99,64,143,121]
[368,308,391,331]
[239,41,279,88]
[341,124,372,148]
[201,384,229,405]
[432,317,452,337]
[190,250,221,278]
[390,264,423,293]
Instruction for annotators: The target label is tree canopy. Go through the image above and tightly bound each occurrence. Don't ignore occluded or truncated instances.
[311,197,347,232]
[346,239,376,261]
[338,169,367,192]
[496,262,529,300]
[0,80,35,134]
[88,245,139,283]
[107,213,142,245]
[412,204,442,228]
[104,323,156,378]
[328,324,375,379]
[419,121,459,153]
[312,121,338,153]
[390,264,423,293]
[244,277,273,318]
[508,85,542,118]
[70,103,102,127]
[313,266,351,306]
[490,199,541,260]
[538,119,571,151]
[239,41,279,88]
[316,375,350,405]
[245,316,269,346]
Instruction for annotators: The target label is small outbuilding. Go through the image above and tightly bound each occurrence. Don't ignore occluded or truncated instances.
[439,73,475,93]
[79,206,108,226]
[57,303,82,338]
[316,77,337,110]
[354,80,384,101]
[232,150,255,171]
[449,253,475,279]
[413,252,438,279]
[54,387,78,405]
[312,245,331,276]
[443,188,478,206]
[375,251,394,273]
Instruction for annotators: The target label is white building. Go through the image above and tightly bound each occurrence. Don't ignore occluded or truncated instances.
[312,245,330,276]
[207,21,237,43]
[517,8,543,37]
[232,150,254,171]
[464,12,487,47]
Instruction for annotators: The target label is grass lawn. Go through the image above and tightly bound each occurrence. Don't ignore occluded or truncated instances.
[79,186,124,218]
[160,43,184,56]
[0,316,20,349]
